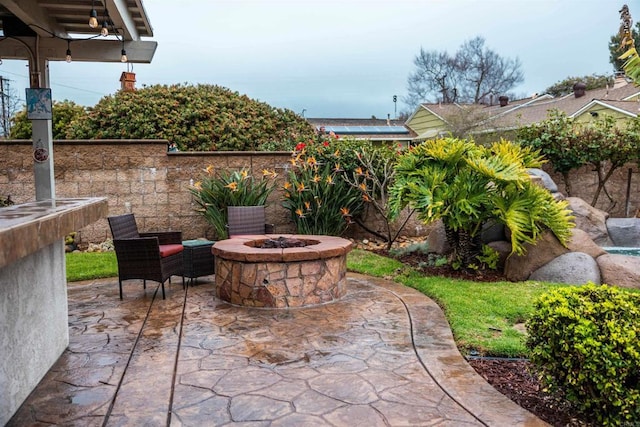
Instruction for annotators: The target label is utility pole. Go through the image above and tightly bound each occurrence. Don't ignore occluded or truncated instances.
[0,76,9,137]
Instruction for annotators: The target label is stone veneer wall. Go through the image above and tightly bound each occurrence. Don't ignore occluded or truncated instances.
[1,139,638,244]
[215,256,348,308]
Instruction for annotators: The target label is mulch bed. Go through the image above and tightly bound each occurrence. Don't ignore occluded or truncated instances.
[374,248,591,427]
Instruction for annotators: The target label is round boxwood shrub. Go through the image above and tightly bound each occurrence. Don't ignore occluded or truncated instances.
[526,283,640,425]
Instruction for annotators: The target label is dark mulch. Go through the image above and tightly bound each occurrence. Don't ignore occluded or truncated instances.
[376,248,592,427]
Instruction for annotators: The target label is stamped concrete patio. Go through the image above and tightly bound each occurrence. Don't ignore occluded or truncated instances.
[8,273,546,426]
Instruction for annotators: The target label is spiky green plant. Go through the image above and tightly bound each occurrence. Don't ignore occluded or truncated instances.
[281,137,364,235]
[190,166,277,239]
[389,137,574,265]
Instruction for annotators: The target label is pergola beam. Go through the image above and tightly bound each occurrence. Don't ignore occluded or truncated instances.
[0,37,157,63]
[0,0,68,38]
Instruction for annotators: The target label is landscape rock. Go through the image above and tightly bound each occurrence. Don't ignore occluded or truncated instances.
[566,228,607,259]
[481,220,506,244]
[487,240,511,270]
[566,197,612,246]
[597,254,640,289]
[528,168,558,193]
[606,218,640,247]
[504,230,570,281]
[426,220,450,254]
[529,252,600,285]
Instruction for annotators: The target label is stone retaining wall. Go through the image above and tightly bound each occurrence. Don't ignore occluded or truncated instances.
[1,139,638,244]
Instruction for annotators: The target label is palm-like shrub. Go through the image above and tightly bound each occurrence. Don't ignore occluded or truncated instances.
[389,137,574,265]
[190,167,277,239]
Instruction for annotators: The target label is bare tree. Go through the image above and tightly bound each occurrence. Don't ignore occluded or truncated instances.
[404,36,524,110]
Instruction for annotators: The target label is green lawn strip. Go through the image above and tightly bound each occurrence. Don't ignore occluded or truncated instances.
[66,251,117,282]
[348,248,565,357]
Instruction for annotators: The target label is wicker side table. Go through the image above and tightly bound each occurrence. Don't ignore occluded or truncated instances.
[182,239,215,285]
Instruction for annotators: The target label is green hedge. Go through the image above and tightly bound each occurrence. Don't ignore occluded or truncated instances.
[526,284,640,425]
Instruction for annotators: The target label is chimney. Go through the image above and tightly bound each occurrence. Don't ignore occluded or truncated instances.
[498,95,509,107]
[613,72,628,88]
[120,71,136,91]
[573,82,586,98]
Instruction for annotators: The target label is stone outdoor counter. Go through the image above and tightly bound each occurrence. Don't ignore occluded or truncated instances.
[213,235,353,308]
[0,197,108,269]
[0,197,108,425]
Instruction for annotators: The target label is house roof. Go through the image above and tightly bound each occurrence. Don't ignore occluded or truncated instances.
[307,118,417,140]
[408,79,640,136]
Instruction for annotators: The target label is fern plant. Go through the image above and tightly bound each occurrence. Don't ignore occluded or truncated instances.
[389,137,574,266]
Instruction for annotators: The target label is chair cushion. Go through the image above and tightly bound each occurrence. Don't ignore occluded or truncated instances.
[159,244,183,258]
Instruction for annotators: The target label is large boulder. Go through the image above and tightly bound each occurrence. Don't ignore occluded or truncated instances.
[528,168,558,193]
[426,220,450,254]
[566,228,607,259]
[566,197,612,246]
[606,218,640,247]
[597,254,640,289]
[529,252,601,285]
[504,230,570,281]
[481,220,506,244]
[487,240,512,270]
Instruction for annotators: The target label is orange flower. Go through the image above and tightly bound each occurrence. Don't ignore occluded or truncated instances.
[333,163,343,173]
[262,168,277,178]
[359,182,367,192]
[362,194,371,202]
[204,165,215,175]
[355,167,363,175]
[283,181,292,190]
[296,182,306,192]
[333,149,340,157]
[325,175,334,185]
[306,156,318,166]
[295,208,305,218]
[304,201,311,211]
[193,181,202,190]
[240,170,249,180]
[340,207,350,216]
[225,182,238,192]
[312,174,321,183]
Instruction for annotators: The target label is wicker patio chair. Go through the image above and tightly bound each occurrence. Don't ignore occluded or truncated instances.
[226,206,274,237]
[107,213,185,300]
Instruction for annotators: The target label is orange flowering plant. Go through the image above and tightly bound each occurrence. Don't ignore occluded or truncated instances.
[282,135,364,235]
[190,166,277,239]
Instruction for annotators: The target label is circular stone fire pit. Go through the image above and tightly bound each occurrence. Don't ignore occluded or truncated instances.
[212,234,353,308]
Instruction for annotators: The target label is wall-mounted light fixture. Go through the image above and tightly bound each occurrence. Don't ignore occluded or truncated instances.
[65,40,72,63]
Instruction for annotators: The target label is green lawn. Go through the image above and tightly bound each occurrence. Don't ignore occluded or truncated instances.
[66,251,117,282]
[347,249,567,357]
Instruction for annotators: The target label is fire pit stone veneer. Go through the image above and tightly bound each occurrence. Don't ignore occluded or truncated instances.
[212,234,353,308]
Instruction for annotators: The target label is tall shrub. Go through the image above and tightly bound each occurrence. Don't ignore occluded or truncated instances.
[65,84,316,151]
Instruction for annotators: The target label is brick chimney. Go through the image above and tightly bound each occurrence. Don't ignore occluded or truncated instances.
[498,95,509,107]
[120,72,136,91]
[573,82,586,98]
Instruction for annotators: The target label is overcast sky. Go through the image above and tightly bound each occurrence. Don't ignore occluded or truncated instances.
[0,0,635,118]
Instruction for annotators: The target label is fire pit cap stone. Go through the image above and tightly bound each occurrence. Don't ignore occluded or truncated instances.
[213,234,353,263]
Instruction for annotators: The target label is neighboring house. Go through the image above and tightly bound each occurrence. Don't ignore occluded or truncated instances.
[405,76,640,141]
[306,117,417,145]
